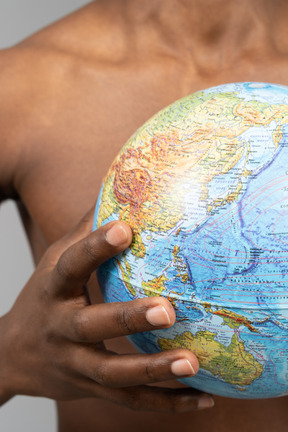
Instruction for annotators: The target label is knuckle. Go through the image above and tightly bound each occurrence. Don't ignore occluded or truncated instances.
[41,242,61,265]
[52,353,67,371]
[56,253,74,282]
[165,390,196,413]
[115,307,135,335]
[45,322,58,343]
[83,236,100,264]
[37,280,53,303]
[93,363,113,387]
[71,310,89,341]
[145,362,157,383]
[53,353,71,374]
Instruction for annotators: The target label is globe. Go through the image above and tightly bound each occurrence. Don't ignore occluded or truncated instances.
[93,82,288,399]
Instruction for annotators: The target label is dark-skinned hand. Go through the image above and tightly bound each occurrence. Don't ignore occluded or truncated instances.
[0,209,214,412]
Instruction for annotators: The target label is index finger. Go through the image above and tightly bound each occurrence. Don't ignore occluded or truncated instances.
[58,296,177,343]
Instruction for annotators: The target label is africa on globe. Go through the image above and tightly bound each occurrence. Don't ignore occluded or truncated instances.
[94,82,288,399]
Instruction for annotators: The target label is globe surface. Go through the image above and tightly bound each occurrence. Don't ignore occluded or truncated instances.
[94,82,288,399]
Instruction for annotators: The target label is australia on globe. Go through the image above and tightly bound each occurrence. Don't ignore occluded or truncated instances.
[94,82,288,399]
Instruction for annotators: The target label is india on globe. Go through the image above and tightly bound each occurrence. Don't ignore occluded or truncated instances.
[93,82,288,399]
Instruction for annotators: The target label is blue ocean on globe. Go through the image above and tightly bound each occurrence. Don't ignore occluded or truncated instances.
[94,82,288,399]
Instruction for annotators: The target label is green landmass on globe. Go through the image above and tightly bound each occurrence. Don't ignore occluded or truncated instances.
[158,331,263,389]
[94,82,288,399]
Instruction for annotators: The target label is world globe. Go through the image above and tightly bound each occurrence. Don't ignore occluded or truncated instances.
[93,82,288,399]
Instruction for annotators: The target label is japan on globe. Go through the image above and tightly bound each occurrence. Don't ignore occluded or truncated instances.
[94,82,288,399]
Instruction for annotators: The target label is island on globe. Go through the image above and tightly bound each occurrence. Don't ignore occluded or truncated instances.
[93,82,288,399]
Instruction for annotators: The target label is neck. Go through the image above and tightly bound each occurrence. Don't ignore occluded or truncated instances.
[125,0,285,74]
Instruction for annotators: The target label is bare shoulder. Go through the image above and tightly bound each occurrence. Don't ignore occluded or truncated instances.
[0,46,37,199]
[0,44,73,199]
[0,3,106,199]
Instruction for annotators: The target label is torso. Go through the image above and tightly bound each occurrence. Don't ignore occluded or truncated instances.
[1,2,288,430]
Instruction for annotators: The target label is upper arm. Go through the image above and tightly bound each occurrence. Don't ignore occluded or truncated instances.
[0,47,34,201]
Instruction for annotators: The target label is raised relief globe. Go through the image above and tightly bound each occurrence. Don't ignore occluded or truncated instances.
[94,82,288,399]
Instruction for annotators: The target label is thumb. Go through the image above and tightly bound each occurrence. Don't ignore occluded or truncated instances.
[40,207,96,267]
[58,206,97,252]
[50,219,132,298]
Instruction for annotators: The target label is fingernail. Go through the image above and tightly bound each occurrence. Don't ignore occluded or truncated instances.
[146,305,171,326]
[198,395,214,410]
[106,224,128,247]
[171,359,195,377]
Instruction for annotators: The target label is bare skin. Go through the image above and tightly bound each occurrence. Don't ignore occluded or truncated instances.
[1,0,288,431]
